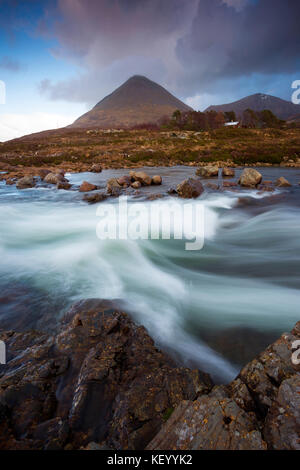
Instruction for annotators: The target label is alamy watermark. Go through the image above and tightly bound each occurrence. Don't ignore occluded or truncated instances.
[0,340,6,365]
[0,80,5,105]
[291,80,300,105]
[96,197,205,250]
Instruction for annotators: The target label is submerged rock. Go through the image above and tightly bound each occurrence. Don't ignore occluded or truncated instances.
[83,192,107,204]
[177,178,204,198]
[239,169,262,187]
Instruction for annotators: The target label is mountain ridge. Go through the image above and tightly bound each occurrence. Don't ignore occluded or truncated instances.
[205,93,300,121]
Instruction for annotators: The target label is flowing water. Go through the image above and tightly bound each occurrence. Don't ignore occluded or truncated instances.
[0,166,300,382]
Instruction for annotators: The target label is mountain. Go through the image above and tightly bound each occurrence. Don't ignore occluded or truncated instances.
[70,75,192,128]
[205,93,300,121]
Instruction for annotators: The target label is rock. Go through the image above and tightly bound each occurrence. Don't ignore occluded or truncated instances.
[131,181,141,189]
[263,375,300,450]
[146,194,165,201]
[177,178,204,198]
[0,299,212,450]
[151,175,162,185]
[44,173,66,185]
[257,185,274,193]
[117,175,131,187]
[167,187,177,195]
[16,176,35,189]
[131,171,152,186]
[205,183,219,190]
[196,166,219,178]
[107,178,122,196]
[223,181,237,188]
[37,169,51,180]
[239,169,262,187]
[57,182,72,190]
[147,394,267,450]
[79,181,98,192]
[90,164,102,173]
[222,168,235,177]
[83,192,107,204]
[275,177,292,187]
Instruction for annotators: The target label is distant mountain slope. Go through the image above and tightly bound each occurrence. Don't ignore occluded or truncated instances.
[70,75,192,128]
[205,93,300,121]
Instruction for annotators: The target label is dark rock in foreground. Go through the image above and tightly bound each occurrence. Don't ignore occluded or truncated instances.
[0,299,211,450]
[0,300,299,450]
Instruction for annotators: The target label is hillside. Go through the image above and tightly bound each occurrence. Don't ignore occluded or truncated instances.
[70,75,192,129]
[205,93,300,121]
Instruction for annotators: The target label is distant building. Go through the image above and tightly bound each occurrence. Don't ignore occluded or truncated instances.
[224,121,240,127]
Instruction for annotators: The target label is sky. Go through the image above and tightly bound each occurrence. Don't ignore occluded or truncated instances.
[0,0,299,141]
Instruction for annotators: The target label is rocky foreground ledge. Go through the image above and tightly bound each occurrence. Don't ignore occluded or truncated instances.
[0,300,299,450]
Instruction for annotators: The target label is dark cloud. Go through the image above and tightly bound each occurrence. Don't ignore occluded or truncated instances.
[38,0,300,103]
[176,0,300,94]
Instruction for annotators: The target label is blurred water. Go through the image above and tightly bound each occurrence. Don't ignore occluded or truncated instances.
[0,166,299,382]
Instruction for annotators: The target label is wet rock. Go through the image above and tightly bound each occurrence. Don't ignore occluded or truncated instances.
[83,192,107,204]
[239,169,262,187]
[167,187,177,195]
[151,175,162,185]
[90,164,102,173]
[79,181,98,192]
[177,178,204,198]
[107,178,122,196]
[0,300,212,450]
[16,176,35,189]
[222,167,235,177]
[147,393,267,450]
[131,181,141,189]
[44,173,66,185]
[117,175,131,187]
[57,182,72,190]
[146,194,165,201]
[196,166,219,178]
[275,177,292,187]
[130,171,152,186]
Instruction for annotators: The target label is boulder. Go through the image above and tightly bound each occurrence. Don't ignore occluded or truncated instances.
[151,175,162,185]
[177,178,204,198]
[44,173,66,185]
[222,167,235,177]
[131,181,141,189]
[79,181,98,192]
[83,192,107,204]
[107,178,122,196]
[239,169,262,187]
[117,175,131,187]
[275,177,292,187]
[196,166,219,178]
[16,176,35,189]
[131,171,152,186]
[90,164,102,173]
